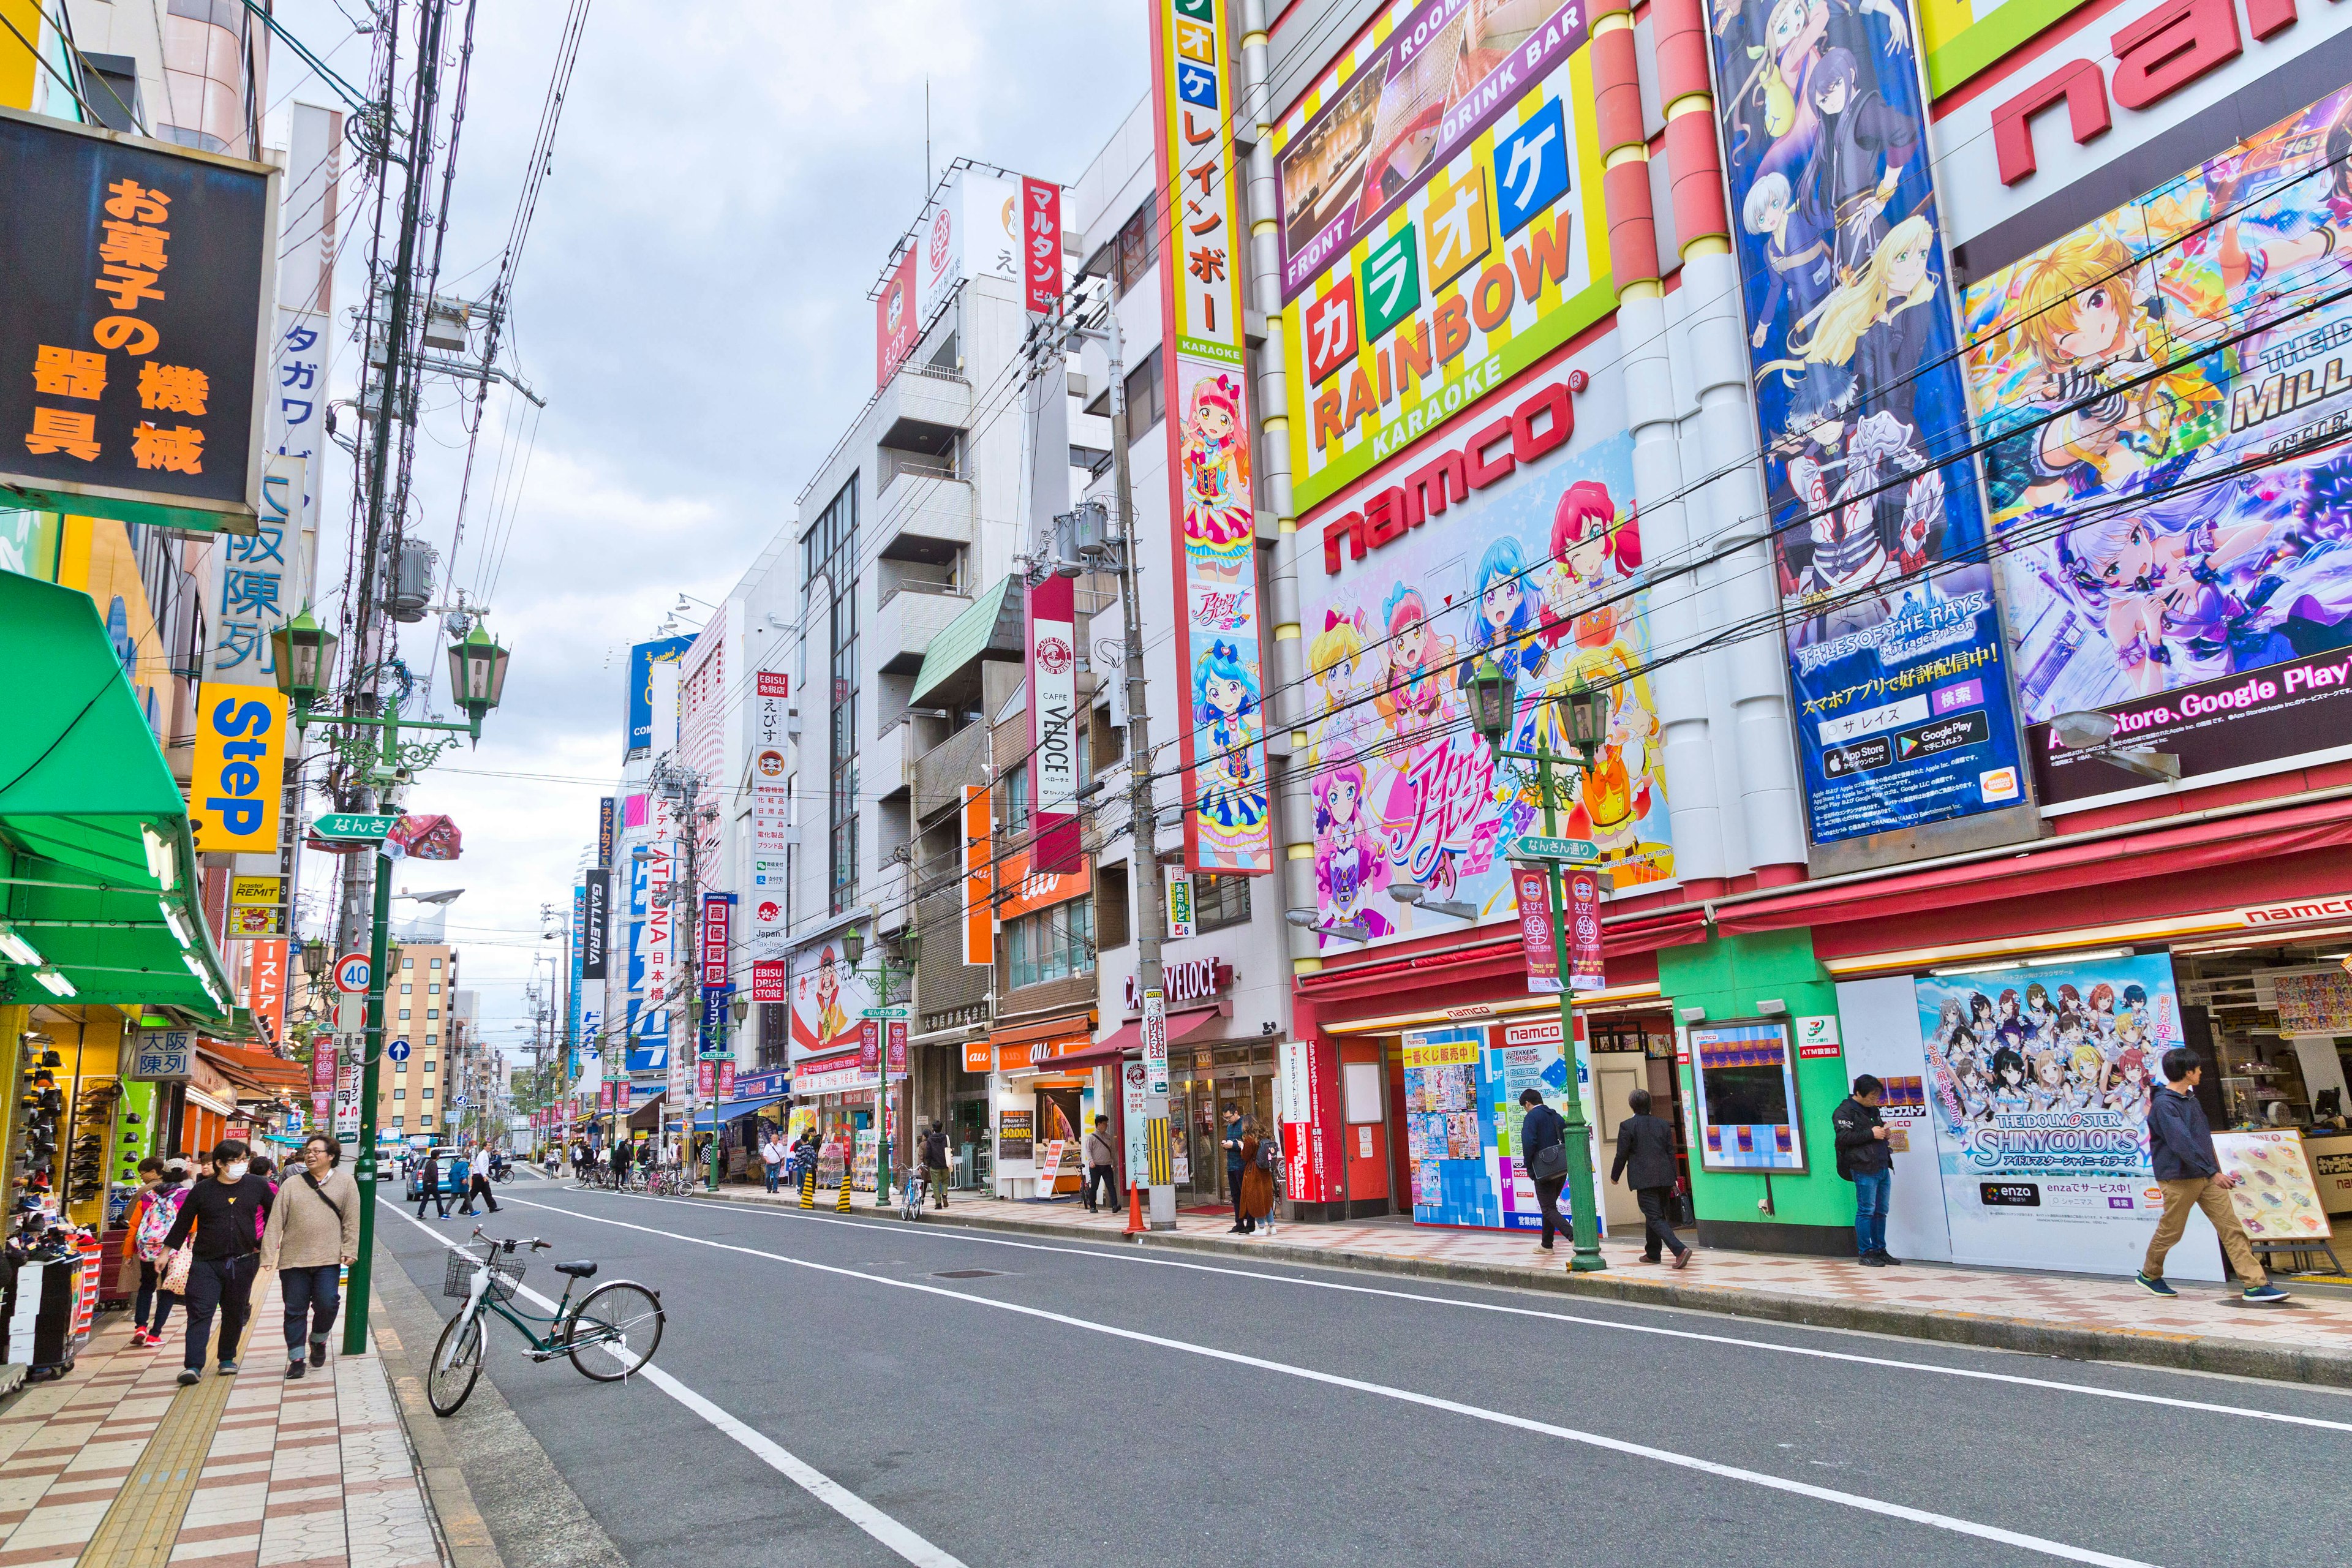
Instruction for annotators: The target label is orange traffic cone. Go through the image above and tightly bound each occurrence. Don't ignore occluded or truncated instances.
[1125,1181,1145,1236]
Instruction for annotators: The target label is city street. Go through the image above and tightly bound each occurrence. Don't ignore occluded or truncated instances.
[374,1173,2352,1567]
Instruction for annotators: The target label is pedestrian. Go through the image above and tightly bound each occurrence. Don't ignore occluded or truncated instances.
[415,1147,449,1219]
[1610,1088,1691,1268]
[258,1134,358,1379]
[160,1139,274,1385]
[1237,1118,1274,1236]
[1256,1125,1283,1237]
[248,1156,276,1244]
[123,1157,170,1345]
[1222,1106,1248,1234]
[1518,1088,1572,1253]
[2138,1047,2288,1303]
[463,1142,500,1215]
[451,1147,478,1215]
[760,1126,788,1194]
[922,1122,950,1209]
[611,1135,635,1189]
[1083,1115,1119,1213]
[1834,1074,1899,1266]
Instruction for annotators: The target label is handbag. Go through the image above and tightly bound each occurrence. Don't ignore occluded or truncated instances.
[160,1243,194,1295]
[1526,1140,1569,1182]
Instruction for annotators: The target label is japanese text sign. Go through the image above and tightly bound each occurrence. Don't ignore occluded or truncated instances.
[1511,865,1558,995]
[1020,176,1062,313]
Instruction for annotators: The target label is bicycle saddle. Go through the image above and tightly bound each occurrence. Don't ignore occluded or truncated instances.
[554,1261,598,1279]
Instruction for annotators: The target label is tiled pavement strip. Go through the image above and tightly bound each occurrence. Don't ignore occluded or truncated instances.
[0,1272,446,1568]
[704,1183,2352,1384]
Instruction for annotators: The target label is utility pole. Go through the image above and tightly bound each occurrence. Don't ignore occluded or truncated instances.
[649,756,704,1171]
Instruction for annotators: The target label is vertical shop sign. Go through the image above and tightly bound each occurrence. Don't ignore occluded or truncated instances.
[1565,867,1603,992]
[962,785,994,965]
[700,891,733,987]
[1020,176,1062,313]
[1510,865,1558,994]
[1152,0,1270,875]
[203,455,303,687]
[1166,867,1196,940]
[188,688,287,853]
[752,959,786,1003]
[1123,1058,1150,1182]
[1142,987,1169,1096]
[1027,570,1080,874]
[581,870,609,981]
[248,937,287,1047]
[1705,0,2027,848]
[597,797,616,869]
[875,246,919,387]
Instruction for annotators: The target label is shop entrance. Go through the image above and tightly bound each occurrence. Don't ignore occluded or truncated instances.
[1589,1013,1687,1234]
[1171,1044,1275,1205]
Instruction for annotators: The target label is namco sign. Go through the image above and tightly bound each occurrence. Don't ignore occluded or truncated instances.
[1991,0,2304,186]
[2237,894,2352,927]
[1321,371,1586,574]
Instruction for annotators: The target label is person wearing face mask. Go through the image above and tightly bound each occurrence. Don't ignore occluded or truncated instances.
[260,1135,360,1378]
[159,1139,275,1386]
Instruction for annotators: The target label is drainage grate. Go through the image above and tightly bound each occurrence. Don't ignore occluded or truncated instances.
[932,1268,1003,1280]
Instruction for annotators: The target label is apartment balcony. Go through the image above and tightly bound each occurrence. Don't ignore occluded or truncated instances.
[875,465,974,564]
[911,718,990,823]
[867,717,909,805]
[872,579,971,677]
[877,361,971,443]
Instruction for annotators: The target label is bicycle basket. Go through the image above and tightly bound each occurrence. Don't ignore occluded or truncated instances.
[442,1249,525,1303]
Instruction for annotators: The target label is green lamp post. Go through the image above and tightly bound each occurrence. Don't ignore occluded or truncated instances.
[839,924,902,1206]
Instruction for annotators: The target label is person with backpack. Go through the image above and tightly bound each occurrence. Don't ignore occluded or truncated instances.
[451,1148,479,1215]
[260,1135,360,1379]
[611,1136,635,1188]
[160,1140,274,1384]
[126,1157,176,1346]
[922,1123,951,1209]
[1834,1075,1899,1266]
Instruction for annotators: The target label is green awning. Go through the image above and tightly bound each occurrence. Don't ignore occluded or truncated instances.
[910,573,1023,705]
[0,572,233,1015]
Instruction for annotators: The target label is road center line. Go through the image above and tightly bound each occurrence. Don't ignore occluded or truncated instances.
[376,1201,967,1568]
[501,1194,2156,1567]
[540,1189,2352,1437]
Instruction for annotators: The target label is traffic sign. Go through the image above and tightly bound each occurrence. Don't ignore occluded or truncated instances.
[1510,835,1600,863]
[861,1005,909,1020]
[333,996,363,1031]
[451,1095,471,1109]
[332,952,371,994]
[312,812,399,842]
[386,1039,411,1063]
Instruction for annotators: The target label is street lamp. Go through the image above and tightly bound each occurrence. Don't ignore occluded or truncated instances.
[1470,663,1611,1275]
[715,992,750,1191]
[269,608,341,717]
[838,925,902,1205]
[445,622,512,737]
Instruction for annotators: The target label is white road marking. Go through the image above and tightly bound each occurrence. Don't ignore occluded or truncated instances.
[546,1189,2352,1436]
[500,1195,2161,1567]
[377,1201,967,1568]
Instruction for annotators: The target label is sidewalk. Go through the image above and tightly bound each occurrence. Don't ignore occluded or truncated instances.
[0,1272,450,1568]
[705,1184,2352,1387]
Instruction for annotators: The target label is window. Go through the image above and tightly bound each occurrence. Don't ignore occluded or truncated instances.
[1006,896,1095,990]
[394,1059,406,1074]
[805,475,861,914]
[1095,864,1131,950]
[402,957,413,969]
[401,983,412,994]
[758,1002,788,1070]
[1092,704,1125,771]
[423,1087,434,1100]
[428,982,440,993]
[430,957,442,968]
[424,1059,435,1072]
[427,1009,439,1020]
[1004,761,1030,836]
[1194,873,1252,932]
[393,1088,405,1101]
[398,1009,410,1020]
[1122,348,1164,446]
[1111,197,1158,299]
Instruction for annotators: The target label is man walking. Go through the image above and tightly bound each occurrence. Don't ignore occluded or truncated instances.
[611,1134,635,1189]
[1221,1107,1248,1234]
[1610,1088,1690,1268]
[1834,1075,1898,1265]
[1518,1088,1572,1253]
[760,1126,788,1194]
[922,1122,950,1209]
[2139,1047,2288,1303]
[1083,1115,1120,1214]
[414,1147,448,1219]
[463,1143,500,1215]
[160,1139,274,1385]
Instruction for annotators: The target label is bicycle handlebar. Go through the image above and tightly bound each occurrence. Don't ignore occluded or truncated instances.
[469,1229,552,1252]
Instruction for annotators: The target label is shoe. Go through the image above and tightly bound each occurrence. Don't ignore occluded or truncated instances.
[129,1329,150,1347]
[176,1369,202,1387]
[1636,1255,1660,1265]
[1228,1224,1246,1234]
[2244,1283,2291,1304]
[1858,1253,1887,1267]
[286,1361,306,1380]
[2135,1272,2178,1297]
[309,1338,327,1368]
[217,1360,239,1376]
[1672,1250,1692,1270]
[1873,1251,1904,1266]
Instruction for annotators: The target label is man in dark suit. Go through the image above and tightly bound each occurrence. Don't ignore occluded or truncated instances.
[413,1150,448,1219]
[1610,1089,1690,1268]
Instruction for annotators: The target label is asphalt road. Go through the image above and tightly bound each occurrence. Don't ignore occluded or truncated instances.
[372,1172,2352,1567]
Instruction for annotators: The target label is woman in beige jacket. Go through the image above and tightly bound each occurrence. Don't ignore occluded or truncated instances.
[259,1134,361,1379]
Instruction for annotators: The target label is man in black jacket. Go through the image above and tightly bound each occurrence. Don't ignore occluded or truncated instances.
[1610,1089,1690,1267]
[1833,1076,1898,1266]
[2139,1048,2286,1302]
[1517,1089,1573,1253]
[160,1139,274,1385]
[414,1150,448,1218]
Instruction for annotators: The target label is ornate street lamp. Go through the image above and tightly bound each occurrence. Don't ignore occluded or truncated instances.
[446,622,512,737]
[270,608,340,723]
[1466,661,1516,748]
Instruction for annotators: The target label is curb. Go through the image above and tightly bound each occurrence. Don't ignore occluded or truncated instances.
[374,1291,507,1568]
[695,1186,2352,1390]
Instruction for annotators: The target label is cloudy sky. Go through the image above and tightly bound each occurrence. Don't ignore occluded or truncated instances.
[274,1,1147,1068]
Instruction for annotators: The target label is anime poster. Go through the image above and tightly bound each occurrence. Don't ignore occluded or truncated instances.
[787,938,871,1061]
[1272,0,1611,513]
[1303,410,1670,952]
[1403,1021,1600,1232]
[1708,0,2027,845]
[1962,86,2352,807]
[1912,954,2219,1278]
[1152,0,1272,873]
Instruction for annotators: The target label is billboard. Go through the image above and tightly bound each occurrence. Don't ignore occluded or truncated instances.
[187,687,287,853]
[789,937,873,1060]
[1152,0,1272,873]
[1706,0,2029,848]
[919,167,1025,330]
[624,635,693,756]
[581,870,608,980]
[1271,0,1613,514]
[1962,83,2352,807]
[875,244,919,386]
[0,112,276,534]
[1300,358,1668,952]
[1020,175,1063,313]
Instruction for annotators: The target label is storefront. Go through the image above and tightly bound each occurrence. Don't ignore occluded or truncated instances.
[984,1014,1097,1199]
[791,1048,882,1189]
[690,1068,791,1180]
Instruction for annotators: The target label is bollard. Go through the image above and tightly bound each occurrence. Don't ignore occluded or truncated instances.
[799,1166,816,1210]
[835,1165,853,1212]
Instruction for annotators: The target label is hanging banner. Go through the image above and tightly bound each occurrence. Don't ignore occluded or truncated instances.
[1705,0,2027,848]
[1510,865,1557,994]
[859,1019,882,1075]
[1152,0,1271,875]
[1020,176,1063,313]
[888,1019,908,1076]
[1564,865,1603,992]
[1166,866,1196,940]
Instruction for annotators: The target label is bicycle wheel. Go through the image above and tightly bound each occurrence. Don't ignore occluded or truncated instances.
[426,1310,485,1416]
[564,1281,663,1381]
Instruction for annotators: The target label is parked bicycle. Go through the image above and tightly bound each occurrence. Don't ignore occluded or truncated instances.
[897,1165,926,1222]
[428,1230,665,1417]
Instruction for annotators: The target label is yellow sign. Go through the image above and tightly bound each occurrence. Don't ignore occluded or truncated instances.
[230,875,282,907]
[228,905,286,937]
[187,687,287,854]
[1401,1038,1479,1068]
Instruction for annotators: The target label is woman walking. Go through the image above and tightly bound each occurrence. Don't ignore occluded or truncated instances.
[1237,1118,1275,1236]
[123,1158,171,1346]
[259,1135,359,1379]
[160,1140,273,1385]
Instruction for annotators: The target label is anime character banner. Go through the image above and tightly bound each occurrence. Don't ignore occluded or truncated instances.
[1153,0,1272,872]
[1708,0,2029,845]
[1962,86,2352,807]
[787,937,872,1062]
[1302,360,1672,953]
[1913,954,2220,1279]
[1272,0,1612,513]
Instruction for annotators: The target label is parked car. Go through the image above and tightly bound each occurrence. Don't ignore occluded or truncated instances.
[404,1147,462,1201]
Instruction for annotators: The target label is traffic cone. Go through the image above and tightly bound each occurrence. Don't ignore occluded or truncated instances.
[1125,1182,1145,1236]
[798,1167,816,1210]
[835,1166,853,1212]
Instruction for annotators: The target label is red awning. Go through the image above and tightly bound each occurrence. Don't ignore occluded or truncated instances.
[1086,1005,1221,1064]
[1714,797,2352,938]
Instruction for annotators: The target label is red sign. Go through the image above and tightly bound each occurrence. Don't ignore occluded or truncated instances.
[1511,865,1558,994]
[756,671,788,699]
[875,246,918,386]
[752,959,786,1003]
[697,1061,714,1096]
[1566,868,1604,992]
[701,892,731,987]
[859,1019,881,1074]
[247,938,287,1047]
[309,1038,335,1118]
[717,1061,736,1099]
[887,1020,908,1075]
[1798,1042,1844,1059]
[1020,176,1062,313]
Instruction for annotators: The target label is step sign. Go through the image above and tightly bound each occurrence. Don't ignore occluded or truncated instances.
[861,1005,909,1020]
[312,812,399,842]
[332,952,371,994]
[1510,835,1601,863]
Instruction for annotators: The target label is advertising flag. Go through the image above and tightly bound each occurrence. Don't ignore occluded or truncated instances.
[1021,176,1063,313]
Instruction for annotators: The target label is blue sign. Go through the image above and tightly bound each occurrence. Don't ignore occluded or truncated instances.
[625,997,668,1073]
[625,636,694,757]
[1491,97,1568,238]
[569,883,587,1060]
[387,1039,411,1063]
[1706,0,2026,845]
[699,984,734,1058]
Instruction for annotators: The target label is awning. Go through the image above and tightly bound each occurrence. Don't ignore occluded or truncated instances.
[1088,1005,1221,1063]
[910,573,1022,705]
[692,1092,788,1129]
[0,573,233,1014]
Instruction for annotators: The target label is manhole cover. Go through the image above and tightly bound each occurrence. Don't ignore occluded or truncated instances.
[932,1268,1003,1280]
